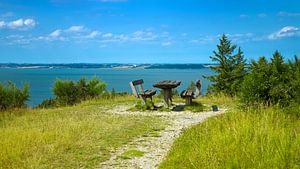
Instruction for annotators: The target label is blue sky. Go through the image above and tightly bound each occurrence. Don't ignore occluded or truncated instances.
[0,0,300,63]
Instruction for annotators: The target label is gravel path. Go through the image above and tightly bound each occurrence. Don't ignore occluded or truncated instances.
[98,104,226,169]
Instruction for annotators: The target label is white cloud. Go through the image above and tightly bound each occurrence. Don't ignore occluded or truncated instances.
[7,19,24,28]
[86,31,101,38]
[24,19,36,27]
[131,30,157,41]
[0,21,5,28]
[50,29,61,38]
[189,36,215,44]
[66,25,85,32]
[278,11,300,17]
[268,26,300,40]
[1,18,36,30]
[103,33,113,38]
[161,41,171,46]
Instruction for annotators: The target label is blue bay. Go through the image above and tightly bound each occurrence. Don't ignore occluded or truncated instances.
[0,68,215,107]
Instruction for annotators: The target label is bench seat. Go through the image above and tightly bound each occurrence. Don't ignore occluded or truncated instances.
[140,89,156,97]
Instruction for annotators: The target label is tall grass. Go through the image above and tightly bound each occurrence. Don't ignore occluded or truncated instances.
[0,96,165,169]
[160,106,300,168]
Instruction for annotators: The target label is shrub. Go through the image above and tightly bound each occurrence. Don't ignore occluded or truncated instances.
[36,98,58,109]
[53,77,107,106]
[86,77,106,98]
[134,100,154,111]
[53,80,80,106]
[0,81,29,111]
[240,51,299,107]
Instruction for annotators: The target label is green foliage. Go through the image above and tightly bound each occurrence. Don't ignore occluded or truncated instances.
[241,51,299,107]
[86,77,107,98]
[184,102,207,112]
[134,100,155,111]
[36,98,58,109]
[118,150,145,159]
[53,77,107,106]
[289,55,300,103]
[53,80,79,106]
[206,34,247,96]
[111,88,116,98]
[0,81,29,111]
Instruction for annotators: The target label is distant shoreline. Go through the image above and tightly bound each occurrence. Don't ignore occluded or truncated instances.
[0,63,217,69]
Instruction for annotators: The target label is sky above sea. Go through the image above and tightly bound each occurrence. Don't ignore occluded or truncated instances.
[0,0,300,63]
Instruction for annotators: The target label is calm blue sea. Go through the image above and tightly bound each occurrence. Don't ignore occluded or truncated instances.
[0,68,215,107]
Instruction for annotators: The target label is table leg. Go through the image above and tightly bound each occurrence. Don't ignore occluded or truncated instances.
[169,89,173,105]
[164,89,171,107]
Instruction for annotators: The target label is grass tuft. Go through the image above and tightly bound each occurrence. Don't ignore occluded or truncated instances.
[118,150,145,159]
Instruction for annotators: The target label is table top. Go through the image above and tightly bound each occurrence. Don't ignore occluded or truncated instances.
[153,80,181,89]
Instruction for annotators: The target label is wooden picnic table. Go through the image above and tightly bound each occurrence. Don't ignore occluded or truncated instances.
[153,80,181,107]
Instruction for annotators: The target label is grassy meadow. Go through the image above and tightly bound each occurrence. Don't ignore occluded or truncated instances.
[160,96,300,169]
[0,96,166,169]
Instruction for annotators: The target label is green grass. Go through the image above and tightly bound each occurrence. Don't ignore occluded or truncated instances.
[118,150,145,159]
[160,98,300,169]
[183,101,208,112]
[0,96,165,169]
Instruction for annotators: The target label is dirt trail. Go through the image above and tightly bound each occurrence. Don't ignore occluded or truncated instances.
[98,105,226,169]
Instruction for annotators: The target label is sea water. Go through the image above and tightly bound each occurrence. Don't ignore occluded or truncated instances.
[0,68,216,107]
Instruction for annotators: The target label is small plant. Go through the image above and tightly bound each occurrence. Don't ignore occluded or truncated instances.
[184,102,206,112]
[36,98,58,109]
[134,100,154,111]
[0,81,29,111]
[118,150,145,159]
[53,80,79,106]
[52,76,107,106]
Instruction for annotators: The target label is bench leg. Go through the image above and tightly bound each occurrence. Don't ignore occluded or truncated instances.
[185,97,192,105]
[141,96,147,105]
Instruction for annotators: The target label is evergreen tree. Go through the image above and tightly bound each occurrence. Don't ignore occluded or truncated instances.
[206,34,246,95]
[289,55,300,103]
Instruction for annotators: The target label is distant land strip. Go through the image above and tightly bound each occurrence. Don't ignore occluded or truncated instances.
[0,63,218,69]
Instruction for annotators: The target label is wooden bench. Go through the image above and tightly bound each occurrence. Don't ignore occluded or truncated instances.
[180,80,201,105]
[129,79,156,104]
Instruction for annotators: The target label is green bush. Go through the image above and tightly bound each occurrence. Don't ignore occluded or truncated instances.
[36,98,58,109]
[240,51,299,107]
[0,81,29,111]
[53,77,107,106]
[134,100,154,111]
[53,80,79,106]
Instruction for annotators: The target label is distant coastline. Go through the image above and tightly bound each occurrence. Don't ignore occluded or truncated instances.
[0,63,216,69]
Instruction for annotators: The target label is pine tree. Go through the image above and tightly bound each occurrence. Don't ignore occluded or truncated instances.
[206,34,246,95]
